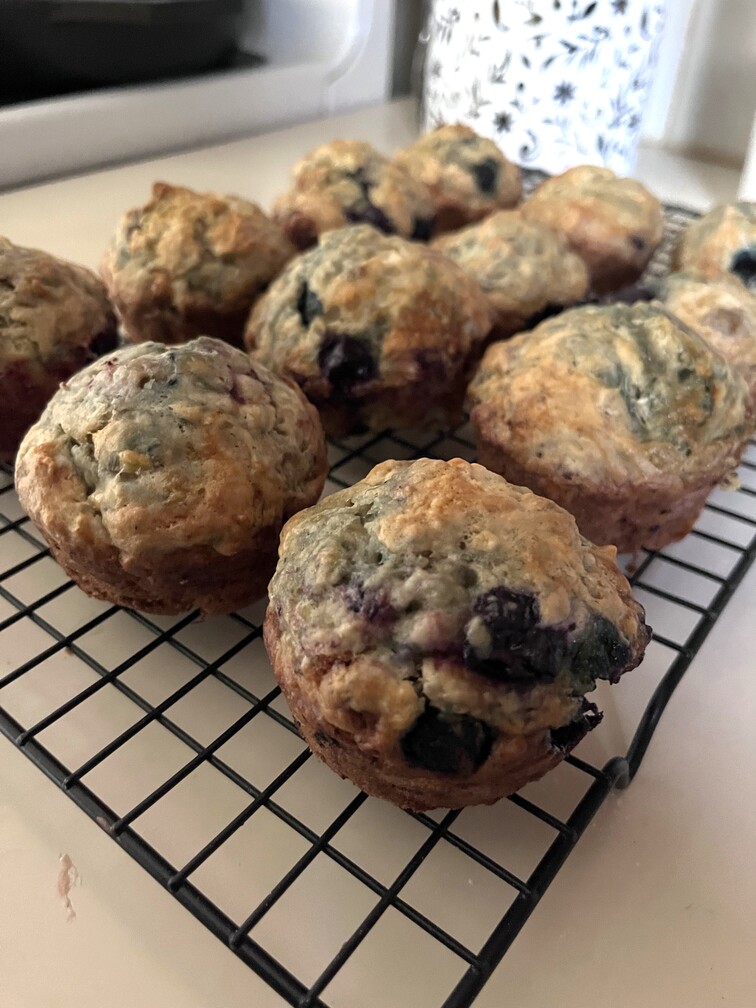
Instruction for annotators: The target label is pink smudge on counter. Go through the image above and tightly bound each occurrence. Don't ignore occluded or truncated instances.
[57,853,80,922]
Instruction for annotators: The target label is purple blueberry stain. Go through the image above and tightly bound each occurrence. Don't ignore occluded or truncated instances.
[343,579,396,629]
[401,702,496,774]
[318,334,377,396]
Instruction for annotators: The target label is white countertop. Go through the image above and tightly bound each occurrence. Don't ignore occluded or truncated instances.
[1,98,755,1008]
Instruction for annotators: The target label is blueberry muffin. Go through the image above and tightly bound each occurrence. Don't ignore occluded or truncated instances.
[271,140,435,250]
[15,338,326,615]
[265,458,650,811]
[521,166,664,295]
[393,124,522,235]
[0,236,118,464]
[433,211,589,339]
[468,303,751,553]
[659,271,756,414]
[673,202,756,290]
[101,182,295,347]
[245,224,491,437]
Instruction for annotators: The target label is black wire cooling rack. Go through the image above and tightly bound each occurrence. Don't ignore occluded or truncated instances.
[2,200,756,1008]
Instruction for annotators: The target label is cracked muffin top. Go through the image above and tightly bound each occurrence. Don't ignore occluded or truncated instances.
[393,124,522,234]
[658,271,756,412]
[1,235,116,370]
[432,210,589,337]
[521,165,664,293]
[100,182,295,345]
[271,140,435,250]
[245,224,491,434]
[673,202,756,291]
[268,458,650,757]
[468,302,751,489]
[15,337,326,563]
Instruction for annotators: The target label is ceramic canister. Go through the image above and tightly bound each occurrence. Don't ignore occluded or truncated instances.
[420,0,666,174]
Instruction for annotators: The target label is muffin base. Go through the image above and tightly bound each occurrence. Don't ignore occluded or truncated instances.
[264,610,568,812]
[33,519,281,616]
[116,301,252,349]
[475,437,724,553]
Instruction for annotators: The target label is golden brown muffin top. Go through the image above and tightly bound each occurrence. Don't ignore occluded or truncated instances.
[271,139,435,248]
[245,223,491,402]
[521,165,663,288]
[270,458,649,739]
[432,210,589,330]
[674,202,756,290]
[659,271,756,409]
[101,182,295,318]
[393,124,522,232]
[468,302,750,489]
[1,235,115,368]
[15,338,326,563]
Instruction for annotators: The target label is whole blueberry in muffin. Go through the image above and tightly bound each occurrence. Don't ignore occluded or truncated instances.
[271,140,435,250]
[393,124,522,235]
[265,458,650,811]
[433,210,589,339]
[673,202,756,292]
[521,166,664,295]
[245,224,491,437]
[0,236,118,463]
[15,338,327,615]
[101,182,295,347]
[468,302,751,553]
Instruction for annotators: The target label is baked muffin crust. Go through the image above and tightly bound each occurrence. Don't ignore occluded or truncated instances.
[265,458,650,810]
[659,271,756,415]
[673,202,756,291]
[272,140,435,250]
[0,236,117,463]
[15,337,327,615]
[245,224,491,436]
[521,165,663,294]
[468,303,751,552]
[393,124,522,235]
[101,182,295,346]
[433,210,589,338]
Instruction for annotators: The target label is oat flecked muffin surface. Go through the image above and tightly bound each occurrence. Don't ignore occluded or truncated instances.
[673,202,756,291]
[433,210,589,338]
[393,124,522,235]
[101,182,295,347]
[0,236,118,463]
[659,271,756,415]
[271,140,435,250]
[245,224,491,437]
[15,338,327,615]
[265,458,650,811]
[468,303,751,553]
[521,166,664,295]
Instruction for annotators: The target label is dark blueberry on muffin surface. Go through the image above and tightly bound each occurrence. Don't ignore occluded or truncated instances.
[470,158,500,195]
[730,247,756,289]
[401,704,496,775]
[318,334,377,395]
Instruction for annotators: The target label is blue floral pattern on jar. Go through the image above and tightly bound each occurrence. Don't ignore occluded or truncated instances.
[421,0,666,174]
